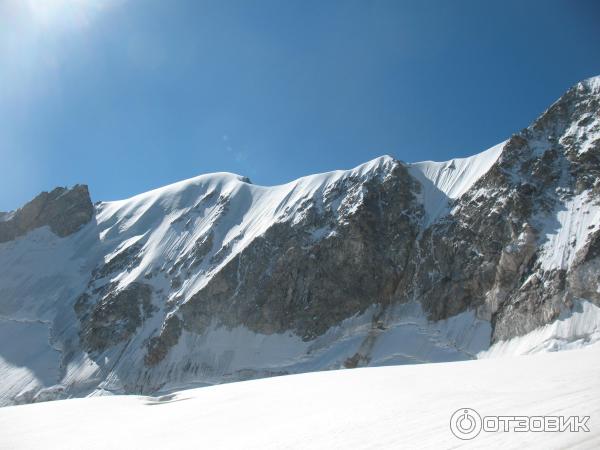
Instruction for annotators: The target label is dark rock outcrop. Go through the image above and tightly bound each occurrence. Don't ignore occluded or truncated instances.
[78,282,156,353]
[408,77,600,342]
[0,185,94,242]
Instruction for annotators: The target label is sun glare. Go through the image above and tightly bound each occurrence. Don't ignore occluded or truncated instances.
[25,0,113,29]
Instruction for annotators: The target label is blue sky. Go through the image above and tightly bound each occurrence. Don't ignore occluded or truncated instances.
[1,0,599,210]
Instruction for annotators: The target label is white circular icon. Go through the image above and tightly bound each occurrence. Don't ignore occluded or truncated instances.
[450,408,482,440]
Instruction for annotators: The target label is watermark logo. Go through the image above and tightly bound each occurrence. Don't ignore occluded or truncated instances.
[450,408,590,440]
[450,408,482,440]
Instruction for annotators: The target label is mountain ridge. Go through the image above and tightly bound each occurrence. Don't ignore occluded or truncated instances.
[0,75,599,406]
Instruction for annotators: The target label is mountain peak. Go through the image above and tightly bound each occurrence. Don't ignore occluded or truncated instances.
[577,74,600,93]
[0,184,94,243]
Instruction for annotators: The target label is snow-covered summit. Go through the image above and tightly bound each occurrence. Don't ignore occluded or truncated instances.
[95,154,401,291]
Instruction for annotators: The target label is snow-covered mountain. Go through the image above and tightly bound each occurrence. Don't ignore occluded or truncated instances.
[0,76,599,406]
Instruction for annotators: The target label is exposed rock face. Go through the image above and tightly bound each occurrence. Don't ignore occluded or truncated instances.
[0,76,599,405]
[410,76,600,342]
[97,160,424,368]
[176,163,421,342]
[568,230,600,303]
[0,185,94,243]
[145,315,182,367]
[77,282,156,353]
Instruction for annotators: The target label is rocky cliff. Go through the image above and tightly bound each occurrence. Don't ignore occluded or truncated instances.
[0,185,94,243]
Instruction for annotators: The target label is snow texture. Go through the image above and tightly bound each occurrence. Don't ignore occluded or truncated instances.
[407,142,504,225]
[479,300,600,357]
[0,343,598,449]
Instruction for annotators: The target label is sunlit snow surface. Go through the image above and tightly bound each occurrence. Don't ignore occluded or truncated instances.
[0,344,598,449]
[538,188,600,270]
[480,300,600,358]
[407,142,504,224]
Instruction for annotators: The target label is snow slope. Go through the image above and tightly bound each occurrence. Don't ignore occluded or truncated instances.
[0,318,61,405]
[132,302,491,395]
[407,142,504,224]
[0,226,99,405]
[538,188,600,270]
[94,155,398,300]
[479,300,600,358]
[1,343,598,449]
